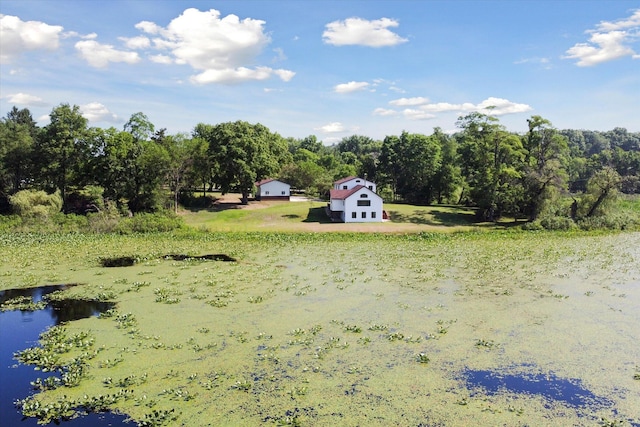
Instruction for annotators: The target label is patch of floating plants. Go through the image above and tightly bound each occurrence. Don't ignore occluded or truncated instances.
[100,253,236,267]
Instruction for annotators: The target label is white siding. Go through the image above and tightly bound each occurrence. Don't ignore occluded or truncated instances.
[334,178,376,193]
[343,188,383,223]
[258,180,290,198]
[330,198,344,211]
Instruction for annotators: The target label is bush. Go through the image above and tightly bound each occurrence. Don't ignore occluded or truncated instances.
[115,212,185,234]
[539,216,577,231]
[522,216,577,231]
[9,190,63,218]
[0,214,22,231]
[50,212,89,232]
[87,200,122,233]
[577,214,637,231]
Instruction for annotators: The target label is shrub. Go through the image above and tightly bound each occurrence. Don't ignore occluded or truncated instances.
[115,212,185,234]
[9,190,63,218]
[0,214,22,231]
[539,216,577,231]
[87,200,122,233]
[577,214,637,231]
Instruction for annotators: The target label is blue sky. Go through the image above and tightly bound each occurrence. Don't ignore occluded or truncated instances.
[1,1,639,144]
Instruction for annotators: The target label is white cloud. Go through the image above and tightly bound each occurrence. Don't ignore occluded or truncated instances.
[372,108,398,117]
[315,122,345,133]
[334,81,370,93]
[323,17,408,47]
[136,8,294,84]
[119,35,151,49]
[75,40,140,68]
[595,9,640,32]
[564,9,639,66]
[420,102,472,112]
[4,92,47,106]
[474,97,532,115]
[389,97,429,106]
[80,102,119,123]
[378,97,532,120]
[0,14,64,63]
[402,109,436,120]
[149,54,173,64]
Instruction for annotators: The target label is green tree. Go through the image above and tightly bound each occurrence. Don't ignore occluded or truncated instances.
[379,131,442,204]
[34,104,89,207]
[196,121,291,204]
[88,127,135,205]
[431,127,461,204]
[522,116,569,220]
[162,133,204,213]
[0,108,36,197]
[456,112,525,220]
[579,166,621,218]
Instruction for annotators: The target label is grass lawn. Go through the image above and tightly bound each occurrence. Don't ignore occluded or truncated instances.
[180,193,521,233]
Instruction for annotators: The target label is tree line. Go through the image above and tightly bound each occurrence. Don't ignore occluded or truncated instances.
[1,103,638,227]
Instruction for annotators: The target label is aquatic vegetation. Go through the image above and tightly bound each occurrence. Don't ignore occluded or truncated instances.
[1,231,639,426]
[0,295,46,311]
[416,353,430,364]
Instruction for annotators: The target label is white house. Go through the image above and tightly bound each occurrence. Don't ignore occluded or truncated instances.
[255,179,290,201]
[328,185,384,223]
[333,176,377,193]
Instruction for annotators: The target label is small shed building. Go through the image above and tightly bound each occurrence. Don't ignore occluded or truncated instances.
[255,179,291,201]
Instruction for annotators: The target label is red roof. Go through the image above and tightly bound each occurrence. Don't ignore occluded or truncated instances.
[334,176,358,185]
[329,185,366,200]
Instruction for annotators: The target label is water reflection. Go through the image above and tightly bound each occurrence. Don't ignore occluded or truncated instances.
[0,285,129,427]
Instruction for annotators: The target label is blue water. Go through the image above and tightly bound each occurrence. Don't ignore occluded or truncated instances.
[462,366,612,408]
[0,286,129,426]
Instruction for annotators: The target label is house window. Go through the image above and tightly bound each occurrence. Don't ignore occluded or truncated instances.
[281,191,286,195]
[265,191,270,195]
[342,185,348,190]
[371,211,377,219]
[368,185,373,190]
[361,212,366,218]
[360,194,368,198]
[351,212,357,219]
[357,200,371,206]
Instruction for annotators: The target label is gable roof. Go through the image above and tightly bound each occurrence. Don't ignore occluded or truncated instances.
[334,176,358,185]
[330,185,381,201]
[255,178,289,187]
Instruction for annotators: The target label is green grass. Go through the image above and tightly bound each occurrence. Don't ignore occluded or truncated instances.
[180,199,518,233]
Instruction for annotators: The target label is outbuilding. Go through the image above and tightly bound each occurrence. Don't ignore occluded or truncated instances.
[255,179,290,201]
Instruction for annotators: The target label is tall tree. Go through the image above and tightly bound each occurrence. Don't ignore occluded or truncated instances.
[579,166,621,218]
[162,133,204,213]
[431,127,461,204]
[196,121,291,204]
[456,112,525,220]
[0,108,37,197]
[522,116,569,220]
[379,131,441,204]
[35,104,88,207]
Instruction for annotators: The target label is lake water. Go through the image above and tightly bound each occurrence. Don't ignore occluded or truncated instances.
[0,286,128,426]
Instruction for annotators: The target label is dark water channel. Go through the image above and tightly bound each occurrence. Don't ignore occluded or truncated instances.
[0,285,129,426]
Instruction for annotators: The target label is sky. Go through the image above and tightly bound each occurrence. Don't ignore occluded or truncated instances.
[1,1,639,144]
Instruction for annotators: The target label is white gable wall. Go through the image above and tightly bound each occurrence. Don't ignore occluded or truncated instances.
[334,178,376,193]
[343,187,383,223]
[258,180,290,198]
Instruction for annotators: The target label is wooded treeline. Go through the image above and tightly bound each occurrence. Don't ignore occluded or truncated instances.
[1,103,638,227]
